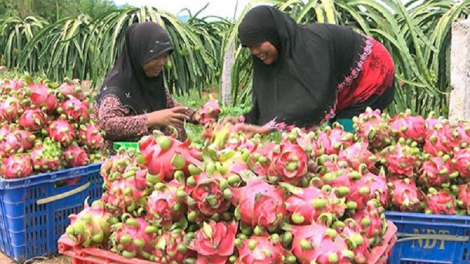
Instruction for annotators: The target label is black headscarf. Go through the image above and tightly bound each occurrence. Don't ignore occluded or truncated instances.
[95,21,173,114]
[238,6,366,127]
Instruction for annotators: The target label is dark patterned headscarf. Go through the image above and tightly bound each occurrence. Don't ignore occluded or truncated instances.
[95,22,173,114]
[238,6,366,127]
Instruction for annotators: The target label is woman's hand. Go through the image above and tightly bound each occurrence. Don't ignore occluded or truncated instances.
[233,123,271,138]
[147,106,190,127]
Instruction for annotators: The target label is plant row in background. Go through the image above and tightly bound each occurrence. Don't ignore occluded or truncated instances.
[2,0,470,116]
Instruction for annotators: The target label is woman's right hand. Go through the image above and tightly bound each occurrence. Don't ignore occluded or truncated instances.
[147,106,190,127]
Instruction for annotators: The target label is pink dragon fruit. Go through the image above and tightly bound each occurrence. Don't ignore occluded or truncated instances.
[29,82,59,113]
[423,121,455,156]
[235,234,290,263]
[30,137,63,172]
[100,149,138,182]
[63,143,89,167]
[352,200,387,246]
[46,119,76,146]
[337,219,371,264]
[0,96,23,122]
[457,183,470,214]
[150,229,197,263]
[1,153,33,178]
[315,127,354,155]
[1,126,36,154]
[353,107,391,151]
[389,178,424,212]
[185,171,231,222]
[77,122,104,150]
[452,148,470,180]
[66,199,114,247]
[380,138,421,178]
[418,155,457,188]
[101,169,149,215]
[58,96,90,123]
[288,223,354,264]
[389,109,427,143]
[284,184,346,225]
[230,176,286,230]
[110,216,157,259]
[138,131,202,181]
[57,81,86,101]
[425,188,456,215]
[338,141,377,172]
[18,108,47,131]
[187,221,237,264]
[454,122,470,147]
[268,139,309,185]
[198,99,220,124]
[146,179,187,228]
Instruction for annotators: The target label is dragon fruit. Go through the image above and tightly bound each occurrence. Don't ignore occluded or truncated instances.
[30,137,63,172]
[185,171,232,222]
[452,147,470,180]
[337,219,371,264]
[58,95,90,123]
[46,119,76,147]
[380,137,420,178]
[268,139,309,185]
[235,234,290,263]
[198,99,220,124]
[315,127,354,155]
[389,109,427,143]
[418,155,457,188]
[352,200,387,246]
[66,199,114,248]
[0,96,23,122]
[110,216,157,259]
[138,130,202,181]
[187,221,237,264]
[150,229,197,263]
[0,153,33,178]
[28,82,59,113]
[425,188,456,215]
[288,223,354,264]
[18,108,47,131]
[423,123,455,156]
[63,143,89,167]
[388,178,424,212]
[353,107,391,151]
[338,141,377,172]
[101,169,149,215]
[57,81,86,101]
[77,122,104,150]
[284,184,346,225]
[1,126,36,154]
[146,179,187,228]
[230,175,286,230]
[457,183,470,214]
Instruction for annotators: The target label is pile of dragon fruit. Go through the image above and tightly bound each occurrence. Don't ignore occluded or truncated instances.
[65,111,398,264]
[0,76,104,179]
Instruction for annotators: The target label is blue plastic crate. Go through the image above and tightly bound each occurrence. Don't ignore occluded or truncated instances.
[0,163,104,263]
[385,211,470,264]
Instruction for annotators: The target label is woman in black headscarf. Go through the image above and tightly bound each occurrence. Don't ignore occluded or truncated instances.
[93,22,200,152]
[231,5,395,135]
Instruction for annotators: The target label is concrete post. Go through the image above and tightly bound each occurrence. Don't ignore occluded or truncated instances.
[220,41,235,106]
[450,20,470,123]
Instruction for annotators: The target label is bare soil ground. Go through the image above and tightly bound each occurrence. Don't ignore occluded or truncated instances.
[0,252,72,264]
